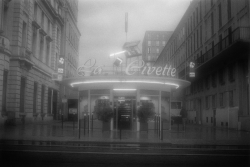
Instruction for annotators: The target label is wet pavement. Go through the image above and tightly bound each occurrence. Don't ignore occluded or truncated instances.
[0,121,250,146]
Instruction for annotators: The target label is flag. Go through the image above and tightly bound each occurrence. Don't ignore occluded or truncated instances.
[125,12,128,33]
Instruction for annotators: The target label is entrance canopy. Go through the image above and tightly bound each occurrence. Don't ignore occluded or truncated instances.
[62,75,190,91]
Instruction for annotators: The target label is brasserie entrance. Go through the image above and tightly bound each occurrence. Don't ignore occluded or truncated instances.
[113,97,136,130]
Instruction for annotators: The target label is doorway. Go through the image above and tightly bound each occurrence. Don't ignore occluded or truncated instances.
[114,97,136,130]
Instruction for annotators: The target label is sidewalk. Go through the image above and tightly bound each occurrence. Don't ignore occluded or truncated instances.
[0,121,250,146]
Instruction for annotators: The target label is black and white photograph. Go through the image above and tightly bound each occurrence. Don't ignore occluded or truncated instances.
[0,0,250,166]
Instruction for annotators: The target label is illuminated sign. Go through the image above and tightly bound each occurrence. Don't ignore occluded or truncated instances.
[77,59,176,77]
[189,61,195,78]
[125,60,176,77]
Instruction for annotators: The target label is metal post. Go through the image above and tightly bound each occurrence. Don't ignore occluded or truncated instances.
[158,115,160,136]
[161,117,163,140]
[91,113,93,132]
[88,114,89,134]
[78,118,81,139]
[73,113,75,130]
[84,114,86,136]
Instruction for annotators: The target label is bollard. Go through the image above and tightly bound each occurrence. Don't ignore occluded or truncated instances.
[61,114,64,129]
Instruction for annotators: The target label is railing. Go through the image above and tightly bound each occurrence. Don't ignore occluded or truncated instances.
[196,27,250,68]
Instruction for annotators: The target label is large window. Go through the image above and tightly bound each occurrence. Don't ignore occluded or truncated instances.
[33,82,38,114]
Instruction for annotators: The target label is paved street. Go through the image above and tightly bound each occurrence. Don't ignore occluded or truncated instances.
[1,121,250,166]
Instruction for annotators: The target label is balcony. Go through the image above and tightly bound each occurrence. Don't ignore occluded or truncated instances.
[0,35,11,55]
[195,27,250,77]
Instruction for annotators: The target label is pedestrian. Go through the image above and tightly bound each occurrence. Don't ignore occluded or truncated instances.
[180,107,187,130]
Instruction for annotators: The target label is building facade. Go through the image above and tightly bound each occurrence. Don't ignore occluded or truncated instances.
[142,31,173,66]
[0,0,80,125]
[155,0,250,131]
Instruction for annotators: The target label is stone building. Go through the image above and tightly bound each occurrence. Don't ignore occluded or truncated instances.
[0,0,80,125]
[155,0,250,131]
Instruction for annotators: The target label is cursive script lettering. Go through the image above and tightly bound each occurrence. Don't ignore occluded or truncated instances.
[125,60,176,77]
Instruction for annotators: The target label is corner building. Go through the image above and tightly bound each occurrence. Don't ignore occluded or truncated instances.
[0,0,80,125]
[156,0,250,131]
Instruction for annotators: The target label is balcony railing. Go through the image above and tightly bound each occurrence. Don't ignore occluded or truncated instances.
[196,27,250,68]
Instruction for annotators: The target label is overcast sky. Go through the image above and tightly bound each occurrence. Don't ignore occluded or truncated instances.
[77,0,191,67]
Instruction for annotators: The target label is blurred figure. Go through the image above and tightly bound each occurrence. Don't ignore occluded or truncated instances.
[180,107,187,130]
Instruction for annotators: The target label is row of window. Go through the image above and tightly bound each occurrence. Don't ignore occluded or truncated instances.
[1,71,56,114]
[147,41,166,47]
[187,66,235,95]
[186,90,235,111]
[147,48,160,54]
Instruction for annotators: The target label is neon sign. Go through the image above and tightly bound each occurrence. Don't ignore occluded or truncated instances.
[77,59,176,77]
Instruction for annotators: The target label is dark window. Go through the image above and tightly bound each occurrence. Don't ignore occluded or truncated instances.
[206,96,210,109]
[212,94,216,108]
[41,85,45,114]
[47,88,52,114]
[2,70,8,113]
[33,82,38,114]
[20,77,26,113]
[32,26,37,54]
[22,22,27,47]
[212,73,217,87]
[228,64,235,82]
[227,0,231,20]
[229,90,234,107]
[206,75,210,89]
[219,69,225,85]
[218,4,222,28]
[219,34,223,51]
[219,93,224,107]
[211,13,214,35]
